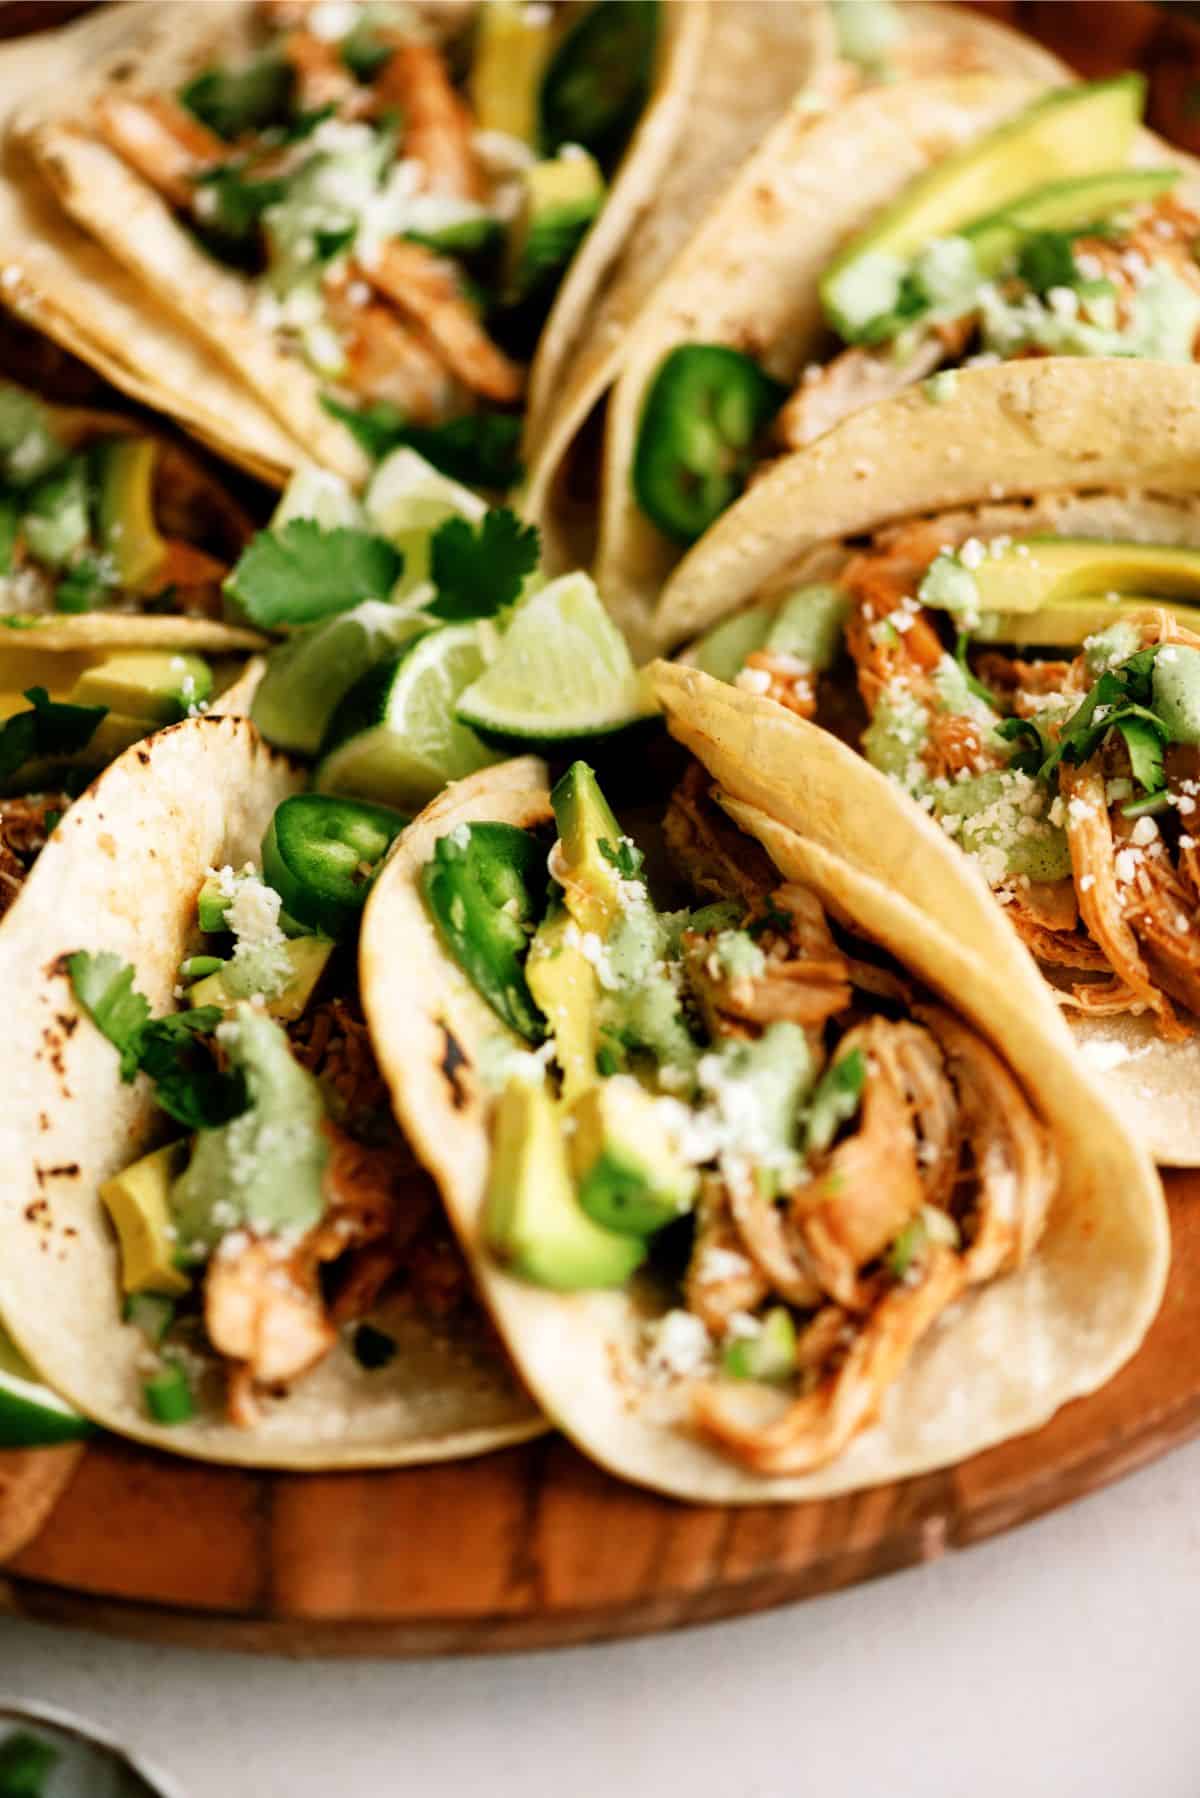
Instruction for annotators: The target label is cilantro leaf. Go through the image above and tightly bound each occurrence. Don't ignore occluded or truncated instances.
[996,714,1051,777]
[55,554,116,614]
[0,687,107,785]
[68,953,246,1126]
[137,1010,247,1131]
[428,508,540,621]
[340,21,393,82]
[66,950,151,1080]
[597,835,644,880]
[1040,647,1161,782]
[224,520,403,628]
[1116,712,1168,795]
[954,632,999,708]
[180,55,296,141]
[191,166,288,267]
[321,397,524,490]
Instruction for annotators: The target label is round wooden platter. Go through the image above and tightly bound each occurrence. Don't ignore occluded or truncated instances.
[0,1169,1193,1659]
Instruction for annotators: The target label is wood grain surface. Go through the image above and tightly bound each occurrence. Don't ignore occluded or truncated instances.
[0,1173,1193,1659]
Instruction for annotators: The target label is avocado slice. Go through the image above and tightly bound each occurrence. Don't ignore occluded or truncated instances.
[569,1077,697,1236]
[963,165,1180,282]
[550,760,626,936]
[69,651,213,724]
[722,1306,797,1382]
[99,1141,193,1297]
[469,0,554,145]
[483,1078,645,1289]
[506,151,605,303]
[924,537,1200,623]
[822,76,1146,340]
[93,436,168,591]
[187,934,334,1022]
[974,593,1200,645]
[525,904,599,1103]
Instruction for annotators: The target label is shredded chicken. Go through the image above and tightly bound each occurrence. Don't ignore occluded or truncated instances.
[683,885,852,1040]
[360,241,525,403]
[373,39,483,199]
[776,320,971,452]
[0,794,68,921]
[663,761,781,907]
[739,650,817,718]
[281,29,363,113]
[793,1020,929,1310]
[325,282,459,420]
[691,1246,966,1476]
[685,1175,772,1335]
[916,1005,1056,1279]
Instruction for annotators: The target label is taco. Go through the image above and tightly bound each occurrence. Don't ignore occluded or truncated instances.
[0,380,269,922]
[0,712,540,1465]
[587,63,1200,649]
[524,0,1068,572]
[0,11,304,488]
[14,0,706,488]
[668,359,1200,1164]
[358,751,1165,1502]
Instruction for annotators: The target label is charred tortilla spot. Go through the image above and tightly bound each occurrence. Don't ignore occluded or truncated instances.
[136,750,150,766]
[439,1026,471,1110]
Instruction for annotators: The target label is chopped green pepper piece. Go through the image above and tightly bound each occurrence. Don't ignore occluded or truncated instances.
[124,1291,176,1346]
[722,1307,797,1382]
[180,954,225,982]
[261,792,406,941]
[804,1047,867,1157]
[143,1359,194,1425]
[422,821,547,1041]
[633,345,786,545]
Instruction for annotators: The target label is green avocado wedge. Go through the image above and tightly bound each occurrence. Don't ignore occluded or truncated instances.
[822,76,1146,340]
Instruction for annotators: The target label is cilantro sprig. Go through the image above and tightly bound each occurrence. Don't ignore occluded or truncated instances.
[597,835,645,880]
[67,951,246,1129]
[0,688,106,785]
[180,55,296,141]
[224,520,403,628]
[1038,647,1162,784]
[427,508,540,621]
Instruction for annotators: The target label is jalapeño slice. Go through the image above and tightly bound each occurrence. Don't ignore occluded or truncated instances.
[539,0,658,169]
[261,793,407,942]
[422,821,547,1041]
[632,345,786,545]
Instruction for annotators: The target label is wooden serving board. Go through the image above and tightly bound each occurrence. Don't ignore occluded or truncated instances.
[0,1170,1194,1659]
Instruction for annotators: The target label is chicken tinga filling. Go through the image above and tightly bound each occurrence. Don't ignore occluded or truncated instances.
[421,759,1057,1475]
[0,383,249,621]
[693,517,1200,1041]
[630,76,1200,549]
[92,0,656,471]
[68,791,485,1428]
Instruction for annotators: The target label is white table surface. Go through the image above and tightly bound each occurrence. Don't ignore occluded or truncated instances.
[1,1434,1199,1798]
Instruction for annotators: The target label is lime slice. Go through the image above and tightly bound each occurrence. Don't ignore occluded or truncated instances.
[364,448,487,596]
[0,1325,91,1447]
[251,600,428,755]
[316,623,503,811]
[456,572,656,743]
[270,464,364,531]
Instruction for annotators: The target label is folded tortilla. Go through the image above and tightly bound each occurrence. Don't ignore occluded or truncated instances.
[592,70,1197,652]
[652,359,1200,1162]
[528,3,1069,581]
[0,715,542,1467]
[359,755,1166,1503]
[17,0,707,490]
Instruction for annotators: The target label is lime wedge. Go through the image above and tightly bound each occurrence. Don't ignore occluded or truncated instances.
[456,572,656,744]
[271,464,364,531]
[316,623,503,811]
[251,600,428,755]
[364,448,487,596]
[0,1325,92,1446]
